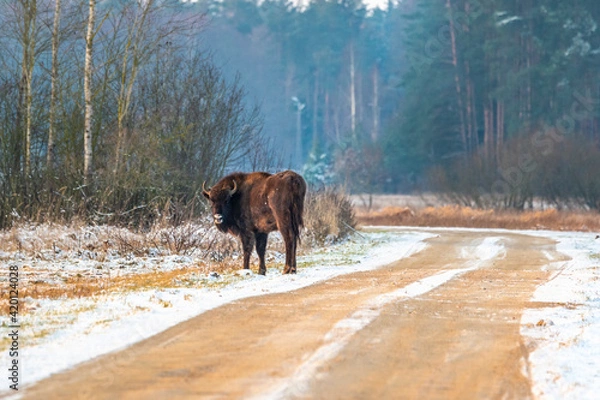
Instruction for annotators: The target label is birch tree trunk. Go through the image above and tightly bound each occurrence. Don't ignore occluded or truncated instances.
[84,0,95,183]
[21,0,37,176]
[47,0,61,168]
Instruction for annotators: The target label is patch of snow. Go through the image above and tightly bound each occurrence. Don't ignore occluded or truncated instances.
[521,231,600,400]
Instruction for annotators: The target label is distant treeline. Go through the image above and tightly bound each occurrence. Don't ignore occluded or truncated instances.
[200,0,600,209]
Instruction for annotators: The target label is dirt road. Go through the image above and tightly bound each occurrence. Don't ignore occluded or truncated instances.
[23,230,568,400]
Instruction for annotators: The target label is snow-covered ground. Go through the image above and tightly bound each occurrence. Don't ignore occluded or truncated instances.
[520,231,600,399]
[1,226,599,399]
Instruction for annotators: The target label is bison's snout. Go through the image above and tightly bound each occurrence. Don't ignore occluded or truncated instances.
[213,214,223,224]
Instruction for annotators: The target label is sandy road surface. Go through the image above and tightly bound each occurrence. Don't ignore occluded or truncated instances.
[23,230,568,400]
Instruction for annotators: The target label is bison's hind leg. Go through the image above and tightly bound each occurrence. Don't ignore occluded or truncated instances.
[282,229,298,274]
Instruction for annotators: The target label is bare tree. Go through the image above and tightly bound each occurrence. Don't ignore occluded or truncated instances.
[112,0,154,175]
[136,51,264,187]
[110,0,201,176]
[83,0,95,183]
[19,0,37,176]
[47,0,60,168]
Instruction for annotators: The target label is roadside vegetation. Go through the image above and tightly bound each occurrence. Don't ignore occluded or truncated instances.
[355,202,600,232]
[0,189,356,308]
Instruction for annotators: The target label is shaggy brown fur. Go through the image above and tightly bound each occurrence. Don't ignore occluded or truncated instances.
[203,171,306,275]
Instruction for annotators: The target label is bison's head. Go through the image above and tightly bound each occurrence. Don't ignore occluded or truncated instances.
[202,179,238,232]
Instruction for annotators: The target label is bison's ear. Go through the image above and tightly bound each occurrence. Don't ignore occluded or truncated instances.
[202,181,211,199]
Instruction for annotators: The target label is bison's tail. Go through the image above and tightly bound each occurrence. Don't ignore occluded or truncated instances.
[289,174,307,244]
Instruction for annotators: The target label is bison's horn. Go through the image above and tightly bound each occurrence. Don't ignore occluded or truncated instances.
[202,181,211,197]
[229,180,238,196]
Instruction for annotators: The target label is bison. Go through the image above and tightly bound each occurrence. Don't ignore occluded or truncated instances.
[202,170,306,275]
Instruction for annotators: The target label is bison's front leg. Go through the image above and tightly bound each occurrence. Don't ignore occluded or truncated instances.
[240,233,254,271]
[255,232,268,275]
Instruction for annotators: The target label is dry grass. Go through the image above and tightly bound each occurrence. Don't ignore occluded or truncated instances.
[0,218,243,261]
[0,219,263,309]
[356,205,600,232]
[303,189,357,246]
[0,264,208,316]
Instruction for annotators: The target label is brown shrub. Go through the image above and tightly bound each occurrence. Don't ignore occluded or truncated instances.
[303,188,357,246]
